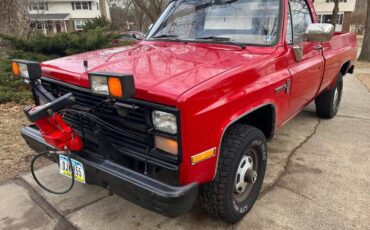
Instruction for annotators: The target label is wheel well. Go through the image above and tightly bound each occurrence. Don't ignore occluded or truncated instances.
[340,61,351,76]
[234,105,275,140]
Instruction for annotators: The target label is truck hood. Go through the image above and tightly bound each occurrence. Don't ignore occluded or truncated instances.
[42,42,277,105]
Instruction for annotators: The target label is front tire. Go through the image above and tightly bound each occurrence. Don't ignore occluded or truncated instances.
[199,125,267,223]
[315,73,343,119]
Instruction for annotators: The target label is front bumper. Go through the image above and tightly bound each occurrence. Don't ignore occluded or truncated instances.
[21,125,198,218]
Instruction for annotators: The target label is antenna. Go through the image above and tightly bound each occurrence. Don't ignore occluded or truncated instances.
[83,60,88,71]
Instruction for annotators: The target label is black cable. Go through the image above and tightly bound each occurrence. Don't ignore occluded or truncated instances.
[88,99,113,113]
[30,102,127,195]
[31,151,75,195]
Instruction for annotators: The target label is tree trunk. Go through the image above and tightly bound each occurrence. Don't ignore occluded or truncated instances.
[331,0,339,31]
[0,0,19,35]
[358,0,370,62]
[0,0,30,37]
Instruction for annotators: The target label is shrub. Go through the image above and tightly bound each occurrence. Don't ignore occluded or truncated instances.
[0,57,32,104]
[0,27,114,57]
[0,27,125,104]
[83,16,111,31]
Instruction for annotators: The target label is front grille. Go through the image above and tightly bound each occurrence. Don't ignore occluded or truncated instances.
[40,78,180,185]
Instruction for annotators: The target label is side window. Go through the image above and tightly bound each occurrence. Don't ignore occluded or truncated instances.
[289,0,313,44]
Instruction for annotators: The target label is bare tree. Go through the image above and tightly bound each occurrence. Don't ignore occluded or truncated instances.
[110,0,131,30]
[331,0,339,30]
[359,0,370,62]
[132,2,149,31]
[131,0,168,24]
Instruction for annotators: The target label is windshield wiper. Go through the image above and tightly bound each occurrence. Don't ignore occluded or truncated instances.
[151,34,179,40]
[196,36,246,49]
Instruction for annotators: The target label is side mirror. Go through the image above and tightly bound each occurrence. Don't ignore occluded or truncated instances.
[293,23,334,62]
[306,23,334,42]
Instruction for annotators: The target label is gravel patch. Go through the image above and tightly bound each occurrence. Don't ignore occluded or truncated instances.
[0,103,50,183]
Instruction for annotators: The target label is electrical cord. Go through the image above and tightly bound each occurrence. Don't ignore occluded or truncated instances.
[31,150,75,195]
[30,98,114,195]
[30,102,128,195]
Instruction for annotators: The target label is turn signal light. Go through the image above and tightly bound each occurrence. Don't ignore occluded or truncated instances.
[108,77,123,97]
[155,136,178,155]
[191,148,216,165]
[12,62,20,77]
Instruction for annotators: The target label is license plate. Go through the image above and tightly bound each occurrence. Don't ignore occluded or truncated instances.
[59,155,86,183]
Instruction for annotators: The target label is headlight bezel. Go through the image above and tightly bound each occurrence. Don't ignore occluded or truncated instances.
[88,72,135,99]
[11,59,41,81]
[149,108,181,158]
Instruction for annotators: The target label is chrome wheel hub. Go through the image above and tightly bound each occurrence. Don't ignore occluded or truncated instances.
[333,87,339,110]
[234,155,257,194]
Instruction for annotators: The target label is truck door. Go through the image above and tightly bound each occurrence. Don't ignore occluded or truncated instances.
[286,0,324,118]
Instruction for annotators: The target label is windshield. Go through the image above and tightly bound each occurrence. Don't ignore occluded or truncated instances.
[147,0,281,46]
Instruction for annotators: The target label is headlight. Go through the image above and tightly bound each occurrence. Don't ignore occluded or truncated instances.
[18,63,29,78]
[88,72,135,99]
[152,110,177,134]
[11,59,41,81]
[90,75,109,95]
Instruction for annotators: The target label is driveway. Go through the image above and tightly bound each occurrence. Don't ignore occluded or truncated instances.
[1,70,369,230]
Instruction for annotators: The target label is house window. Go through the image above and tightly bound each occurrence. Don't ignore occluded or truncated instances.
[317,14,323,23]
[325,0,347,2]
[72,2,92,10]
[30,2,48,11]
[35,22,44,30]
[319,14,344,25]
[75,20,86,30]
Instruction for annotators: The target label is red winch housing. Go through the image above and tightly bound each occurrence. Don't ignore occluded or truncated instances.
[33,111,83,151]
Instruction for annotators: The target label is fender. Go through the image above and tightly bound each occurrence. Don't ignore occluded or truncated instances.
[328,60,353,89]
[212,102,276,180]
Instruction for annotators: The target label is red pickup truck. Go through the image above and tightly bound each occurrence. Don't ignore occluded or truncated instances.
[15,0,357,223]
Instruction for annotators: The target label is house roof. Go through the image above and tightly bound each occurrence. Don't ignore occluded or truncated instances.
[29,14,70,21]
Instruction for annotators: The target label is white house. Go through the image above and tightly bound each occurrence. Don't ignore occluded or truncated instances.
[313,0,357,32]
[28,0,111,35]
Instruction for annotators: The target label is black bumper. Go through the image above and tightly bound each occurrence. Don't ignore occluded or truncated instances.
[21,126,198,218]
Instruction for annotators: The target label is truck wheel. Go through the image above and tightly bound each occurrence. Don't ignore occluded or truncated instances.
[199,124,267,223]
[315,73,343,119]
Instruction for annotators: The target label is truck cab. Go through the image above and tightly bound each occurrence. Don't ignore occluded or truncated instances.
[18,0,357,223]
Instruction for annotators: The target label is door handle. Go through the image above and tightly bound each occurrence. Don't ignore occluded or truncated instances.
[275,79,291,94]
[313,45,323,51]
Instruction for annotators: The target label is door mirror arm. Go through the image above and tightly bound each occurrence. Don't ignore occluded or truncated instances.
[293,33,306,62]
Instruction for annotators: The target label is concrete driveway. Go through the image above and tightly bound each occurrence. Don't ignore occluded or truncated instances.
[1,70,369,230]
